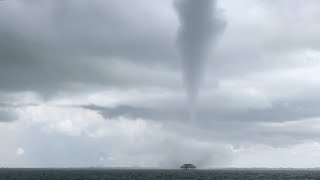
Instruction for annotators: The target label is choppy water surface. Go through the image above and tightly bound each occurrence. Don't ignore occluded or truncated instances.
[1,169,320,180]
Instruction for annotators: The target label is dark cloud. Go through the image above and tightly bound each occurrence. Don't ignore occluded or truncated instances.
[0,0,177,92]
[82,97,320,125]
[82,104,188,122]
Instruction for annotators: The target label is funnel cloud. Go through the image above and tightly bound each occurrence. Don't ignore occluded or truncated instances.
[175,0,225,120]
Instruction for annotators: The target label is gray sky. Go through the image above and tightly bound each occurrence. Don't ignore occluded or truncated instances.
[1,0,320,168]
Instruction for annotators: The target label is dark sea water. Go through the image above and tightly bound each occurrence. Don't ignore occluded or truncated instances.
[1,169,320,180]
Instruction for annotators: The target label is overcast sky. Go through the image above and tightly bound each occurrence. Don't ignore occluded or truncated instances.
[1,0,320,168]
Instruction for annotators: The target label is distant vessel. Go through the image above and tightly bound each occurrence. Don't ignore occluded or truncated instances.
[180,164,196,170]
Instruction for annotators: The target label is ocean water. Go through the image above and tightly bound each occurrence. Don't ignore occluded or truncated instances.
[1,169,320,180]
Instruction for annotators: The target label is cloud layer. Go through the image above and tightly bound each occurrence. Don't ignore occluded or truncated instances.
[1,0,320,168]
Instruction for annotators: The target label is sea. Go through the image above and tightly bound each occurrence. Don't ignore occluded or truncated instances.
[1,168,320,180]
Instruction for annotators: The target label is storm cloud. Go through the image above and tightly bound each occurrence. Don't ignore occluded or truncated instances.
[1,0,320,168]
